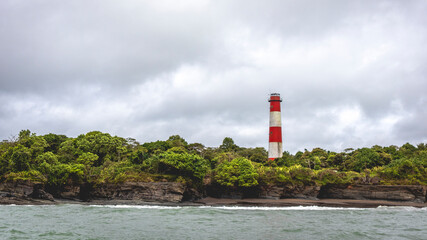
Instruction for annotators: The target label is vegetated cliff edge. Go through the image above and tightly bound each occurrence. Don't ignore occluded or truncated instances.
[1,180,426,207]
[1,131,426,207]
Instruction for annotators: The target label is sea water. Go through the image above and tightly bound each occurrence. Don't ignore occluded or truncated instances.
[0,204,426,239]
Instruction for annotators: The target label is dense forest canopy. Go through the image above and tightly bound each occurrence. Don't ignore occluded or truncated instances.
[0,130,426,189]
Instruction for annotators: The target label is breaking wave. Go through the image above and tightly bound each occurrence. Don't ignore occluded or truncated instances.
[86,204,427,211]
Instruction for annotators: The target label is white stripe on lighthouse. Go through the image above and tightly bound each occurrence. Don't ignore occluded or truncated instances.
[268,142,283,159]
[269,111,281,127]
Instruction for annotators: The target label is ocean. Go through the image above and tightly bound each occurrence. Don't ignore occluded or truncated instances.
[0,204,426,239]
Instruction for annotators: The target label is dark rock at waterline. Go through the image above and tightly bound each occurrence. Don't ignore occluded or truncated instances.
[0,180,34,197]
[258,185,321,200]
[0,181,202,204]
[318,184,427,203]
[206,184,321,200]
[0,181,55,205]
[29,184,54,201]
[205,184,259,199]
[1,180,426,205]
[91,182,187,203]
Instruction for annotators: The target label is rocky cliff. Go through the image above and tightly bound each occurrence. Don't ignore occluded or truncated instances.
[318,184,427,203]
[0,181,195,204]
[1,181,426,205]
[91,182,186,203]
[207,183,427,203]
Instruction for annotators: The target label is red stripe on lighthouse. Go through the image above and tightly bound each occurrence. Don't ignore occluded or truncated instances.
[270,101,281,112]
[270,96,281,101]
[269,126,282,142]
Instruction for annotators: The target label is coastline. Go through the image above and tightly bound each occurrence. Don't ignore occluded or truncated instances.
[194,197,427,208]
[1,196,426,208]
[1,181,426,208]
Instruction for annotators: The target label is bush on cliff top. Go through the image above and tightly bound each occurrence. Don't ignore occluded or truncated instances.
[0,130,426,187]
[214,157,259,187]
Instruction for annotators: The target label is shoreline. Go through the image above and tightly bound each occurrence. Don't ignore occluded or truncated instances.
[2,182,426,208]
[194,197,427,208]
[1,197,426,208]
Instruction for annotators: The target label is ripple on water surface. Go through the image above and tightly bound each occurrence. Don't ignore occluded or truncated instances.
[0,204,426,240]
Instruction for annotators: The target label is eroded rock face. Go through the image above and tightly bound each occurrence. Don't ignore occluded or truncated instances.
[1,180,426,204]
[259,185,321,200]
[282,185,321,199]
[92,182,186,203]
[59,185,80,199]
[258,186,283,199]
[29,184,54,201]
[0,181,34,197]
[0,181,54,204]
[319,185,427,203]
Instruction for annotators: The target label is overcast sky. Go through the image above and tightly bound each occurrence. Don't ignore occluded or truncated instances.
[0,0,426,153]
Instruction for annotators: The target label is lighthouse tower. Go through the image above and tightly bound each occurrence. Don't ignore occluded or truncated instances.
[268,93,283,160]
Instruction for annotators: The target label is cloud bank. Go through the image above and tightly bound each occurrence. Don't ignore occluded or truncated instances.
[1,0,426,153]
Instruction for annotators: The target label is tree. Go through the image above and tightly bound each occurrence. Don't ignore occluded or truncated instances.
[214,157,259,187]
[129,147,149,165]
[28,135,48,158]
[219,137,238,152]
[36,152,59,165]
[288,165,314,184]
[399,143,417,157]
[384,145,400,160]
[142,140,172,154]
[73,131,127,165]
[187,143,205,156]
[237,147,268,163]
[18,129,31,142]
[351,148,380,172]
[157,151,209,180]
[43,133,68,153]
[276,151,296,167]
[167,135,188,148]
[9,144,31,172]
[76,152,99,166]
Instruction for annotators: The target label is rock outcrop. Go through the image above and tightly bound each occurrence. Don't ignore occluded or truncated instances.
[0,180,54,204]
[259,185,320,200]
[318,185,427,203]
[0,181,189,204]
[1,180,426,205]
[29,184,54,201]
[207,184,426,203]
[0,180,34,197]
[91,182,186,203]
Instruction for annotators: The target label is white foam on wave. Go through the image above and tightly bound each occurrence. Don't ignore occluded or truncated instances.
[89,205,183,210]
[87,204,427,211]
[198,205,366,211]
[3,204,35,207]
[376,205,427,211]
[3,204,425,211]
[89,205,364,211]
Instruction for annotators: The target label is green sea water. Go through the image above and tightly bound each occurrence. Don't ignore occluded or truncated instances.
[0,204,426,240]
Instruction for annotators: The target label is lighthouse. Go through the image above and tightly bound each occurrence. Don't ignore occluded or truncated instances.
[268,93,283,160]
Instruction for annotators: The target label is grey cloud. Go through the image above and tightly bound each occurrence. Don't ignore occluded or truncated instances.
[1,1,426,153]
[0,1,219,93]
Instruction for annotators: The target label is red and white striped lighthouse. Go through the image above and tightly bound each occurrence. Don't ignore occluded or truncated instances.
[268,93,283,160]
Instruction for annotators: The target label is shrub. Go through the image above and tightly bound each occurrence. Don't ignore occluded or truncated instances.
[288,165,314,185]
[6,170,46,183]
[315,169,344,185]
[256,166,291,185]
[47,163,85,185]
[214,157,259,187]
[157,152,209,180]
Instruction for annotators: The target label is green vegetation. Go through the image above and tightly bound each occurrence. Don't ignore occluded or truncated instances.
[0,130,426,190]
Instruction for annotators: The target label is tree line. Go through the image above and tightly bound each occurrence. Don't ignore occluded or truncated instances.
[0,130,426,189]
